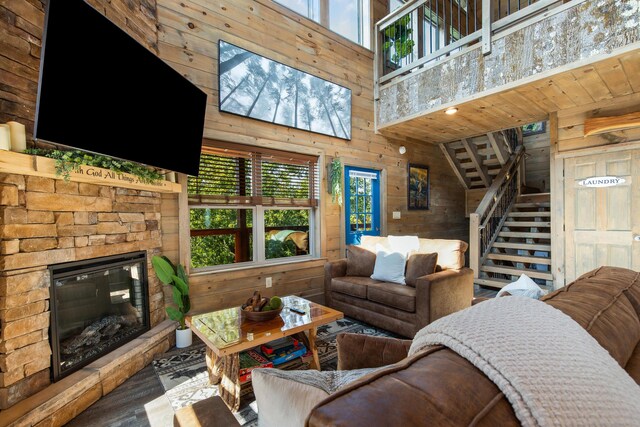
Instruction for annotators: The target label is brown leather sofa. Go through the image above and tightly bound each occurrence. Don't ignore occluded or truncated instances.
[308,266,640,426]
[324,236,474,338]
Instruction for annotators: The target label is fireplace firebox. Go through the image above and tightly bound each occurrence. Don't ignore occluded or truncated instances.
[49,251,150,381]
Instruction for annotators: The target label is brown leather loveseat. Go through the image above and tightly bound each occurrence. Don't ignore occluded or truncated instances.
[324,236,474,338]
[308,266,640,426]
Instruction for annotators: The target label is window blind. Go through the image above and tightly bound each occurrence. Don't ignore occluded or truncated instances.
[188,141,319,207]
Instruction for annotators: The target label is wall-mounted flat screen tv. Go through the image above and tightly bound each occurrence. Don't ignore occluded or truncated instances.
[34,0,207,176]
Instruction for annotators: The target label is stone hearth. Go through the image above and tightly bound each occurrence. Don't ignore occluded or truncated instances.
[0,169,171,415]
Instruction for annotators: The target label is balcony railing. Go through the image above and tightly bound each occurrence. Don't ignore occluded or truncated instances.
[376,0,564,88]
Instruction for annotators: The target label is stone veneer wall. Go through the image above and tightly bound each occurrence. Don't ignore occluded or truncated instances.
[0,173,165,409]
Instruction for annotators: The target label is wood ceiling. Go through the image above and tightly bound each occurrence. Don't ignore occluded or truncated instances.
[378,49,640,144]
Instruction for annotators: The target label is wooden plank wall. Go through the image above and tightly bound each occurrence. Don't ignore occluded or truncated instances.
[557,92,640,152]
[155,0,468,311]
[1,0,469,314]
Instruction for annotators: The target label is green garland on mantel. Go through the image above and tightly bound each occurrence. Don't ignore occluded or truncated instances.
[23,148,164,184]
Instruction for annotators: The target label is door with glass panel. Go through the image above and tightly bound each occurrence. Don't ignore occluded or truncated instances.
[345,166,381,245]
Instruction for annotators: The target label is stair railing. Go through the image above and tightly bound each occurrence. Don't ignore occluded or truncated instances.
[470,145,525,278]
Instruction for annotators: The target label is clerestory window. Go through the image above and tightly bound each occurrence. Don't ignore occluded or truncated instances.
[274,0,371,48]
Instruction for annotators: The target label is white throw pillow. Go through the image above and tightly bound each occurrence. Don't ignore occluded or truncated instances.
[388,235,420,255]
[252,368,379,427]
[497,273,548,299]
[370,247,407,285]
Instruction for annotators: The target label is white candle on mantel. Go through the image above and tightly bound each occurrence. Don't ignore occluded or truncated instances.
[7,121,26,152]
[166,172,176,182]
[0,124,10,151]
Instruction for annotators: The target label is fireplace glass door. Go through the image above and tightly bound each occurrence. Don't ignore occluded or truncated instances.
[49,251,150,380]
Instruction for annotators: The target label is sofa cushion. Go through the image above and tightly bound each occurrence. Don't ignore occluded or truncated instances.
[360,236,468,270]
[331,276,380,299]
[370,248,407,285]
[405,252,438,287]
[253,367,380,427]
[346,245,376,277]
[417,239,468,270]
[543,266,640,368]
[367,282,416,312]
[359,236,392,253]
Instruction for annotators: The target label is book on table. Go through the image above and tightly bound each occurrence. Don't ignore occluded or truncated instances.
[260,336,308,366]
[239,349,273,384]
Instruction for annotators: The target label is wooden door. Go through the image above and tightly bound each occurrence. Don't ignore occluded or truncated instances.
[564,149,640,283]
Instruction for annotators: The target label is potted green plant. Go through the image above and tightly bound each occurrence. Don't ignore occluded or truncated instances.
[151,255,192,348]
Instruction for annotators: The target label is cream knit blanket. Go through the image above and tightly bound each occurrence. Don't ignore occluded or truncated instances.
[409,296,640,426]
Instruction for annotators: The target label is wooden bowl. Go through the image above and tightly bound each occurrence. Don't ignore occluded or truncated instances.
[241,305,283,322]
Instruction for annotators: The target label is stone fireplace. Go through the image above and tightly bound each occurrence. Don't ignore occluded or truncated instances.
[0,166,177,419]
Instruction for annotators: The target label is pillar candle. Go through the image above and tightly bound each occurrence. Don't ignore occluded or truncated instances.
[0,124,10,150]
[7,121,26,152]
[166,171,176,182]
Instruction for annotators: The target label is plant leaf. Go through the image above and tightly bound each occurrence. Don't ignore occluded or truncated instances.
[166,306,183,322]
[182,295,191,314]
[177,264,188,287]
[172,274,189,296]
[171,286,184,309]
[152,256,174,284]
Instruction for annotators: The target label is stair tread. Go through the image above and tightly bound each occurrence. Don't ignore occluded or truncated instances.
[513,202,551,208]
[486,253,552,265]
[493,242,551,251]
[498,231,551,238]
[504,221,551,227]
[508,211,551,217]
[481,265,553,280]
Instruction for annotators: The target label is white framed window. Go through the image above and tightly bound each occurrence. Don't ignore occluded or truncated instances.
[188,141,319,271]
[275,0,371,48]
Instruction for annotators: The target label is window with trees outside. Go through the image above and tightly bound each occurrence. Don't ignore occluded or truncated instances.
[274,0,371,48]
[188,141,319,270]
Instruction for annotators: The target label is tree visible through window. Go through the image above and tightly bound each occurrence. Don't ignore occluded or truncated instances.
[188,142,319,269]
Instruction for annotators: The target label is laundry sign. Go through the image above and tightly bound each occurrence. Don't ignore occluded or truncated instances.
[578,176,626,187]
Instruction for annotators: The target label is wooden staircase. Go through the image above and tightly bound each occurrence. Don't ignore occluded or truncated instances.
[475,193,553,289]
[440,129,518,190]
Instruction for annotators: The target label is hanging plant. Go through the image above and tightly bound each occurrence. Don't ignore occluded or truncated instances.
[327,158,342,206]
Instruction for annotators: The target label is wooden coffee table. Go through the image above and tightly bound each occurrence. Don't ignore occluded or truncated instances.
[187,295,343,411]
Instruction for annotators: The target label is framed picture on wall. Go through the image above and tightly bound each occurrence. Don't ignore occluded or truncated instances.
[218,40,352,140]
[522,121,546,136]
[407,164,429,210]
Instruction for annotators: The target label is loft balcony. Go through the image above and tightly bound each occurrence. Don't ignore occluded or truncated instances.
[374,0,640,143]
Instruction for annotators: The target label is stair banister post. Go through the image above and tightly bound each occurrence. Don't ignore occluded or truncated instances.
[482,0,492,55]
[470,213,481,278]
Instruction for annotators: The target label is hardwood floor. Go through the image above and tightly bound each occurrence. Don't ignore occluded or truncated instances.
[65,364,174,427]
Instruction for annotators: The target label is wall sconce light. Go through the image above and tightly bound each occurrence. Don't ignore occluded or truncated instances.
[445,107,458,115]
[399,145,407,155]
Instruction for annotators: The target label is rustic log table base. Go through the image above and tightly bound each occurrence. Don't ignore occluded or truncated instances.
[205,328,321,411]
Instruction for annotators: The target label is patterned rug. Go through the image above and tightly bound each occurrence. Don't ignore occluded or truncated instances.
[152,317,397,426]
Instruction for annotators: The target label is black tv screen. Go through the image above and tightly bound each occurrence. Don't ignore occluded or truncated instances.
[35,0,207,176]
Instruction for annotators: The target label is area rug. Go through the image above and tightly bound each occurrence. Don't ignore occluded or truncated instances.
[152,317,398,426]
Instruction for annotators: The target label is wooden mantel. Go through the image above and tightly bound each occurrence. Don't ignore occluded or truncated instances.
[0,150,181,193]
